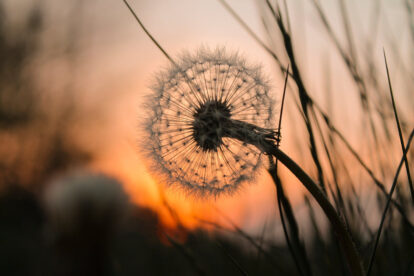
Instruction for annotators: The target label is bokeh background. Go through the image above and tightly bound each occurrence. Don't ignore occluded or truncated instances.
[1,0,413,275]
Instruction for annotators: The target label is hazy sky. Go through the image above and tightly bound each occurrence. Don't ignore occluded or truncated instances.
[5,0,413,235]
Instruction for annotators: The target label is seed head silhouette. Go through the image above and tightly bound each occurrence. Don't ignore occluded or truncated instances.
[144,47,277,197]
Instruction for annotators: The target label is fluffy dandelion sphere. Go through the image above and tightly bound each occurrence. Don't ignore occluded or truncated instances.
[144,47,275,197]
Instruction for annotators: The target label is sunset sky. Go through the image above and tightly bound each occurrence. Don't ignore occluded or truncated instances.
[4,0,413,236]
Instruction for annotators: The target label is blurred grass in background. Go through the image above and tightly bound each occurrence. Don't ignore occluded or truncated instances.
[0,0,413,275]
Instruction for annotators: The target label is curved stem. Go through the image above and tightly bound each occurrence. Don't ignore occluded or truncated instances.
[227,120,364,274]
[224,119,363,275]
[268,146,364,276]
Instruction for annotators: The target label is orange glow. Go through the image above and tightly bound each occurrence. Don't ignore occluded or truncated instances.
[86,125,307,231]
[2,0,411,238]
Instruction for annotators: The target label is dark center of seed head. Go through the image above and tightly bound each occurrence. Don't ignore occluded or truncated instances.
[192,100,231,151]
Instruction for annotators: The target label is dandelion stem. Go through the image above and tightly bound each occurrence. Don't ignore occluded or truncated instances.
[267,146,364,276]
[223,118,363,275]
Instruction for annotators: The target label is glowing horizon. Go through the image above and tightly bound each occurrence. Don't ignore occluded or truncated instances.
[1,0,412,236]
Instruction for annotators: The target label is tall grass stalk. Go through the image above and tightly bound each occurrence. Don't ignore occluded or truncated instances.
[123,0,414,275]
[269,65,313,276]
[217,0,414,229]
[367,128,414,275]
[383,51,414,203]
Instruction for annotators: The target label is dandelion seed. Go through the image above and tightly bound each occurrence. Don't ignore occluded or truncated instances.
[143,47,276,197]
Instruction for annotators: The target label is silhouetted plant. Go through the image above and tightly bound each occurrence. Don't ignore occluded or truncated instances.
[144,47,275,197]
[141,45,363,275]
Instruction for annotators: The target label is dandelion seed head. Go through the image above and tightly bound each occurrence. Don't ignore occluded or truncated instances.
[143,46,275,197]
